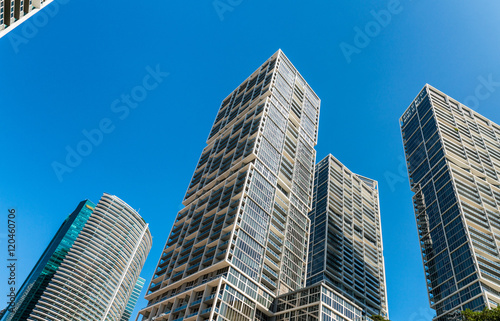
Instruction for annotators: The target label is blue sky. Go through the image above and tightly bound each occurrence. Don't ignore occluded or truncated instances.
[1,0,500,319]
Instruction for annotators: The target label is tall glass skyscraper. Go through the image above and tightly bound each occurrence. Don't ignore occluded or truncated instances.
[307,155,388,317]
[401,84,500,320]
[2,193,152,321]
[122,277,146,321]
[1,200,95,321]
[138,49,320,321]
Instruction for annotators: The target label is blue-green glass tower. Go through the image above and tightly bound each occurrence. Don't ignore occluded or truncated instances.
[0,200,95,321]
[120,277,145,321]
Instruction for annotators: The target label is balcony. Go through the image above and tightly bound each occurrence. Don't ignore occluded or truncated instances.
[212,221,224,232]
[200,308,213,316]
[206,201,219,213]
[171,225,183,235]
[174,304,187,313]
[227,206,238,217]
[197,229,210,240]
[183,238,195,248]
[215,214,225,224]
[167,237,180,247]
[199,221,213,233]
[191,246,204,256]
[226,214,236,224]
[161,250,173,261]
[210,229,222,240]
[262,264,279,280]
[216,249,227,259]
[158,311,170,318]
[221,231,232,240]
[190,253,203,264]
[270,223,285,238]
[147,295,171,307]
[219,197,231,209]
[265,255,280,269]
[267,238,282,253]
[186,263,200,275]
[261,274,277,289]
[177,253,190,264]
[271,218,286,231]
[154,268,167,279]
[202,256,214,266]
[171,270,184,281]
[156,265,169,274]
[179,247,191,256]
[268,230,283,245]
[266,247,281,262]
[219,240,229,249]
[204,293,222,305]
[189,215,202,227]
[149,282,160,291]
[176,210,189,222]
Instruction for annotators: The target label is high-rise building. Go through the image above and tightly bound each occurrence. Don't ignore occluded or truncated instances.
[2,193,152,321]
[122,277,146,321]
[0,0,53,38]
[138,49,320,321]
[274,281,371,321]
[401,84,500,320]
[307,155,388,317]
[1,200,95,321]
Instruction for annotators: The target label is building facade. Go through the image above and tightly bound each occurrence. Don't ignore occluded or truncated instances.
[2,193,152,321]
[1,200,95,321]
[307,155,388,317]
[0,0,53,38]
[401,84,500,319]
[122,277,146,321]
[138,49,320,321]
[274,282,370,321]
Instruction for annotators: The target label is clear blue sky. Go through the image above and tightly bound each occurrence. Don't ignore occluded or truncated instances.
[1,0,500,319]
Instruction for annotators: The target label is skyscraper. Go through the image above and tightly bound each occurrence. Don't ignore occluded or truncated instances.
[2,193,152,321]
[1,200,95,321]
[307,155,388,317]
[138,49,320,321]
[122,277,146,321]
[0,0,53,38]
[274,281,372,321]
[401,84,500,320]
